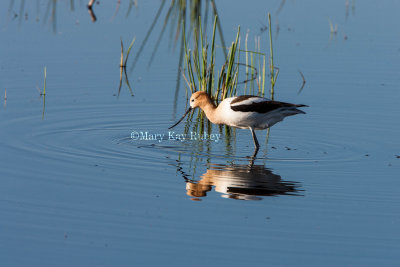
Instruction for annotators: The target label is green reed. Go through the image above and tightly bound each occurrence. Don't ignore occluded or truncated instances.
[131,0,226,72]
[36,66,47,96]
[42,66,47,96]
[268,12,278,100]
[183,16,240,99]
[118,37,136,96]
[39,66,47,119]
[180,13,281,135]
[181,15,240,134]
[121,36,136,68]
[239,47,266,97]
[328,18,338,35]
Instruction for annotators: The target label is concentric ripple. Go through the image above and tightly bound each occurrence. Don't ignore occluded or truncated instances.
[1,99,383,175]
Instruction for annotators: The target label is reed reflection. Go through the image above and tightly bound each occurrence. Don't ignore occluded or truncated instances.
[183,163,302,200]
[87,0,97,22]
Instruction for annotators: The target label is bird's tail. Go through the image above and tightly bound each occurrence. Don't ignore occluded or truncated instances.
[282,107,306,116]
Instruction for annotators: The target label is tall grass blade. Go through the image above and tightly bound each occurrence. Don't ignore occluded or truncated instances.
[43,66,47,96]
[148,1,175,68]
[42,94,46,120]
[130,0,166,73]
[268,12,276,99]
[124,36,136,65]
[210,0,227,59]
[120,39,124,67]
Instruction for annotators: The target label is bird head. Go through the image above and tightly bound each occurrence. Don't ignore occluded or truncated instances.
[190,91,211,109]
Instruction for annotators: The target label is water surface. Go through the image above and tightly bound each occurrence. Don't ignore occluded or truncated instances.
[1,1,399,266]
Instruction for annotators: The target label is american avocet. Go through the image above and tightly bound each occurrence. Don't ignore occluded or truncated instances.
[169,91,308,151]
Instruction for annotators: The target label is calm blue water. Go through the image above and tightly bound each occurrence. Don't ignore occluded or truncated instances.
[1,1,399,266]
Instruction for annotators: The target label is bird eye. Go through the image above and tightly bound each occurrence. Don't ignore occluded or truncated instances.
[191,99,194,102]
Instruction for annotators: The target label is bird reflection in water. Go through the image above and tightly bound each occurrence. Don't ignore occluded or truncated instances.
[183,164,302,201]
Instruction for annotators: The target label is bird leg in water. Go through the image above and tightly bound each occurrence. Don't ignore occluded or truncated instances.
[249,127,260,150]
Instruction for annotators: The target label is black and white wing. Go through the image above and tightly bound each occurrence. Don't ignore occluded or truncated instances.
[230,95,307,113]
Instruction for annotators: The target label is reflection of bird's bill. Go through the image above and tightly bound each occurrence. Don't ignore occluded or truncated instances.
[168,107,192,129]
